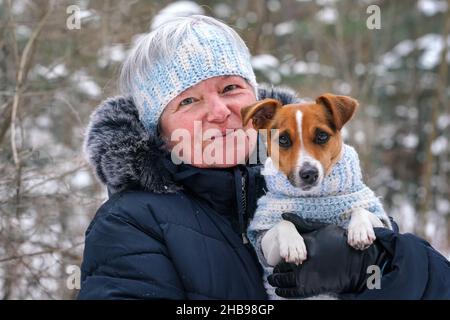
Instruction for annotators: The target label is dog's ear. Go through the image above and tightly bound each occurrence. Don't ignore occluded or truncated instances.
[315,93,358,131]
[241,98,282,129]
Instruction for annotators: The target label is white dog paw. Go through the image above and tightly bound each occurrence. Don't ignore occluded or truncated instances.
[347,220,376,250]
[278,232,307,265]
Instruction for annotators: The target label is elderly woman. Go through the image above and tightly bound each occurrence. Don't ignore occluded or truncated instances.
[79,15,450,299]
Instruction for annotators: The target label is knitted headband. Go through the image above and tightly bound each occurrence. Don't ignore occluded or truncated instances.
[124,16,257,135]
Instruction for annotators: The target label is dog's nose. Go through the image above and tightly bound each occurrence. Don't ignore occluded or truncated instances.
[299,168,319,185]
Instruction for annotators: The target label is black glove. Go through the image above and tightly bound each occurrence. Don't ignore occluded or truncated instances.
[267,213,389,298]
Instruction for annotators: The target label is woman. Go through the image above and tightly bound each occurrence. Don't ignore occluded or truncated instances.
[79,15,450,299]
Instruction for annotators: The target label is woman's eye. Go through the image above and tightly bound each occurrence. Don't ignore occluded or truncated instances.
[315,130,330,145]
[179,97,196,106]
[279,133,292,148]
[222,84,238,93]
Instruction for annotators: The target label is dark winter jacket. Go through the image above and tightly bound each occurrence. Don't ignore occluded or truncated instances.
[79,85,450,300]
[78,86,299,299]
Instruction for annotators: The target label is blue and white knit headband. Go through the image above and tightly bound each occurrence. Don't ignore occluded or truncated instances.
[130,18,257,135]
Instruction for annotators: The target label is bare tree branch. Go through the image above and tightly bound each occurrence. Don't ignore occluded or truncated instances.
[0,242,84,263]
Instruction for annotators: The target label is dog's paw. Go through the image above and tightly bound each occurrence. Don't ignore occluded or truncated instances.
[347,218,376,250]
[278,231,307,265]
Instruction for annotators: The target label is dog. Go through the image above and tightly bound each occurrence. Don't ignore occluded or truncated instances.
[243,94,392,299]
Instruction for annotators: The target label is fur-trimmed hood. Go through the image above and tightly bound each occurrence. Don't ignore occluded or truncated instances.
[83,86,300,194]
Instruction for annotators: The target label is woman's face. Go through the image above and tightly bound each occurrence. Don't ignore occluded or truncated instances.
[159,75,257,168]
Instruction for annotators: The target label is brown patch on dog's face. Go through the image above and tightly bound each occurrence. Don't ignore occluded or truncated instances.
[264,104,342,182]
[241,94,358,188]
[298,103,344,175]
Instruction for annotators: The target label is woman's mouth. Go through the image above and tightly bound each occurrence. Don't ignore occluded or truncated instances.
[210,128,239,140]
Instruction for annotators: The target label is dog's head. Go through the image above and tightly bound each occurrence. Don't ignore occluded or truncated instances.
[241,93,358,191]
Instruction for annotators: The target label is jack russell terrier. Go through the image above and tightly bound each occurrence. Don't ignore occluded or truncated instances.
[243,94,392,299]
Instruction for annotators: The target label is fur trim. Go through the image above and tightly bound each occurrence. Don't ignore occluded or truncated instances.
[83,96,181,194]
[257,85,301,104]
[84,87,300,194]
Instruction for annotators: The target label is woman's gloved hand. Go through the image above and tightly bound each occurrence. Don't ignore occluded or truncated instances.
[267,213,389,298]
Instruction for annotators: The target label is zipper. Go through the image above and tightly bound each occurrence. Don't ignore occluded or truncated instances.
[241,170,249,244]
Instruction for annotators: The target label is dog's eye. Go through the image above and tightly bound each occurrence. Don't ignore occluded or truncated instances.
[315,130,330,145]
[279,133,292,148]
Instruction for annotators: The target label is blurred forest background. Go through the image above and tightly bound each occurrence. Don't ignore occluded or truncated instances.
[0,0,449,299]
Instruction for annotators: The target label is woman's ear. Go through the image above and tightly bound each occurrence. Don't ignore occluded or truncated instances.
[241,98,282,130]
[315,94,359,131]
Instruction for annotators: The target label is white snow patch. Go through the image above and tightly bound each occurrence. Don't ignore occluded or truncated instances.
[78,9,97,21]
[431,136,448,155]
[279,63,291,76]
[71,171,92,189]
[15,25,32,39]
[28,127,54,149]
[394,105,417,119]
[380,40,415,69]
[11,0,28,14]
[274,21,296,36]
[35,115,52,128]
[437,199,450,214]
[333,81,352,95]
[395,39,416,56]
[401,133,419,149]
[391,196,416,233]
[425,219,436,238]
[252,55,282,83]
[252,54,280,70]
[151,1,204,30]
[98,44,126,68]
[437,114,450,129]
[34,64,68,80]
[416,33,445,69]
[267,0,281,12]
[71,71,102,98]
[354,63,366,75]
[354,131,366,144]
[293,61,335,77]
[316,7,338,24]
[417,0,448,16]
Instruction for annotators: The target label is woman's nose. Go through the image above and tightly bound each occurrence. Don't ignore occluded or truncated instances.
[206,96,231,123]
